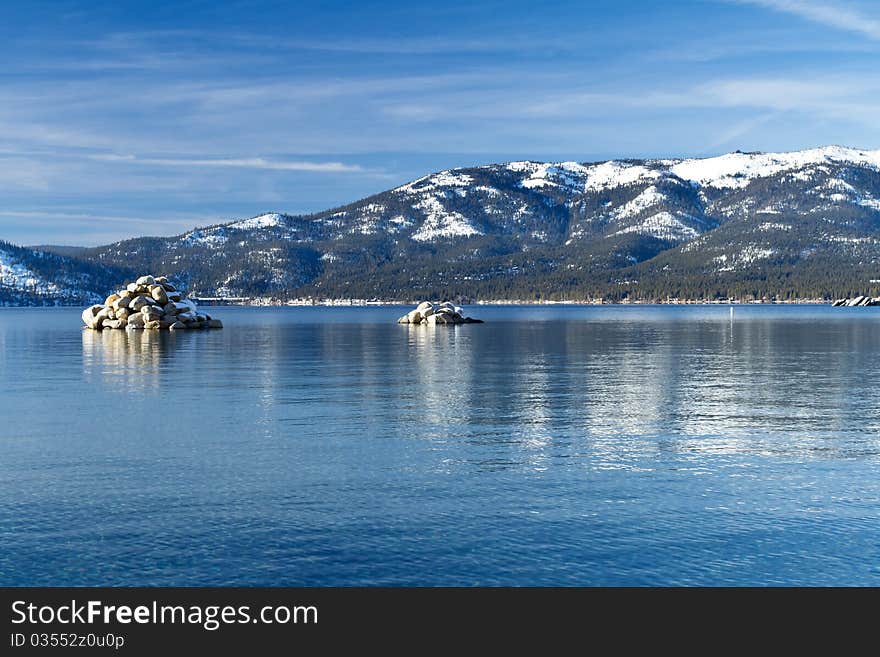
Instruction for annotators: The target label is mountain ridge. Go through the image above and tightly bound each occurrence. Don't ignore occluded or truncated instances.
[8,145,880,304]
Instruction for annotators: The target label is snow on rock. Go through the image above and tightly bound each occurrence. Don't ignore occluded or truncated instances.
[81,275,222,330]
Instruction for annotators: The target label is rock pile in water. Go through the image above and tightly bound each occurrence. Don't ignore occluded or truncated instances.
[81,275,223,331]
[396,301,483,325]
[832,296,880,307]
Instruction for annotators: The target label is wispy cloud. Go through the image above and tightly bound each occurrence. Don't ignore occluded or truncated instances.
[90,154,367,173]
[0,210,199,225]
[519,72,880,121]
[734,0,880,40]
[0,210,216,246]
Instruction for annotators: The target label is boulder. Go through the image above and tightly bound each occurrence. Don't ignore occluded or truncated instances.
[129,295,152,311]
[166,301,194,314]
[144,320,161,330]
[136,275,156,286]
[169,321,186,330]
[105,293,120,307]
[149,285,169,304]
[208,319,223,329]
[81,305,104,330]
[112,296,130,311]
[103,318,126,329]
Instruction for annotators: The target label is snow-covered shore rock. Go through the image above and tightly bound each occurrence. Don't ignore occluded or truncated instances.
[397,301,483,325]
[832,296,880,307]
[82,275,223,330]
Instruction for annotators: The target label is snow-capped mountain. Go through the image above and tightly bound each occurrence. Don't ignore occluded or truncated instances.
[26,146,880,301]
[0,240,130,306]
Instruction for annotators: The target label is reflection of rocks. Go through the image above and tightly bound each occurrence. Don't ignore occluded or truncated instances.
[832,296,880,307]
[82,275,223,331]
[81,327,168,392]
[397,301,483,325]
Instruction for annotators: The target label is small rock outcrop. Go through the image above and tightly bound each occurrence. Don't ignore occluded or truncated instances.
[397,301,483,325]
[832,296,880,307]
[82,275,223,331]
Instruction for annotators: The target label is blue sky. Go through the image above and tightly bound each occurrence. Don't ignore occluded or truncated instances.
[3,0,880,245]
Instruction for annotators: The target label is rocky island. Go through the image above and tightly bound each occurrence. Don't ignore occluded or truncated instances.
[397,301,483,325]
[81,275,223,330]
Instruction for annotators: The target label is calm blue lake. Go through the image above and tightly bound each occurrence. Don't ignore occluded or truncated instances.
[2,304,880,586]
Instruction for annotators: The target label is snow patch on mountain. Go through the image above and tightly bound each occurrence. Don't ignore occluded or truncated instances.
[395,171,474,195]
[671,146,880,189]
[0,250,57,293]
[582,161,661,191]
[858,198,880,211]
[611,186,667,220]
[714,246,776,271]
[512,160,660,193]
[412,197,482,242]
[229,213,285,230]
[0,245,96,302]
[611,211,701,242]
[758,222,791,232]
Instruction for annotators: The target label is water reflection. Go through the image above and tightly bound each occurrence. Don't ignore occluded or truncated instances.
[75,311,880,463]
[385,315,880,468]
[81,328,188,393]
[8,306,880,586]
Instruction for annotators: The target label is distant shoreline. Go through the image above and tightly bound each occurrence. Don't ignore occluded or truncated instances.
[181,297,841,307]
[2,297,869,309]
